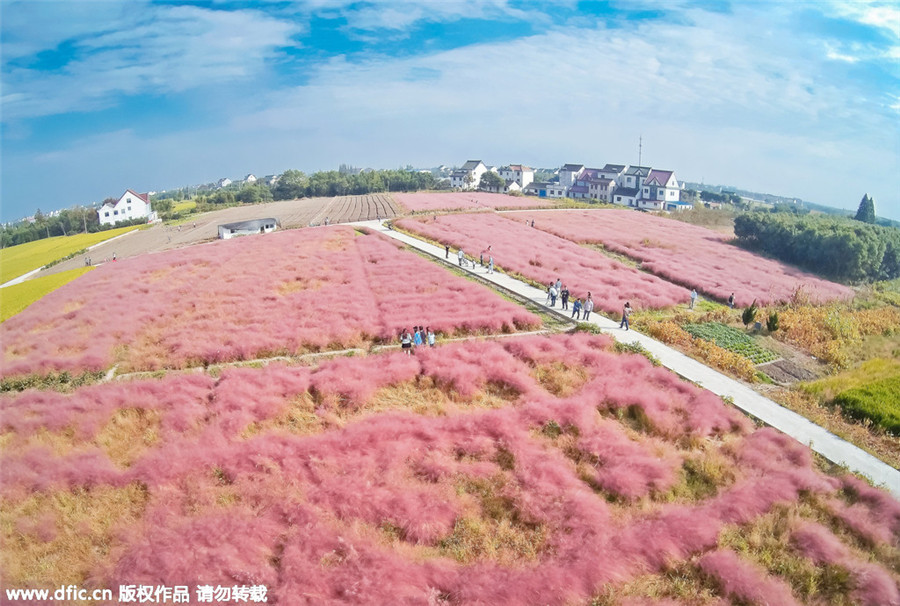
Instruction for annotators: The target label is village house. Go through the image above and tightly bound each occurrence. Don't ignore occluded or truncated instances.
[98,190,156,226]
[499,165,535,189]
[450,160,489,190]
[523,182,567,198]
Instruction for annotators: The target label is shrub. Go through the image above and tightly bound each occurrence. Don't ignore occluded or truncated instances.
[767,311,779,332]
[742,299,758,327]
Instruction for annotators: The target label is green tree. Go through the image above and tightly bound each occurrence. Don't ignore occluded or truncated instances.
[479,171,505,191]
[854,194,876,224]
[272,170,308,200]
[742,299,758,327]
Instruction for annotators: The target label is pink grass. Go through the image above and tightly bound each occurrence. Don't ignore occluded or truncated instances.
[699,549,801,606]
[0,226,539,378]
[505,209,853,307]
[396,213,689,314]
[394,192,550,212]
[2,333,894,605]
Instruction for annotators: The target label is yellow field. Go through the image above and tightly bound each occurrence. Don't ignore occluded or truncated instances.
[801,357,900,399]
[0,267,94,322]
[0,226,139,284]
[172,200,196,213]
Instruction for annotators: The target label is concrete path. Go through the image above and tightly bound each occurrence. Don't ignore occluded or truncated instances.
[354,220,900,497]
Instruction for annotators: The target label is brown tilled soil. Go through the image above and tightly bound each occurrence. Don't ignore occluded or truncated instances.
[41,194,401,276]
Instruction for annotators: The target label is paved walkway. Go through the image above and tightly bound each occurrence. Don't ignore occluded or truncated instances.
[354,220,900,497]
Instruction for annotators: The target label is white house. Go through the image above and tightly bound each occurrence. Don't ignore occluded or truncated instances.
[500,164,534,189]
[524,182,566,198]
[217,177,233,188]
[243,174,257,184]
[558,163,584,191]
[588,177,616,202]
[218,218,279,240]
[98,190,154,226]
[450,160,488,190]
[612,187,640,207]
[640,169,681,205]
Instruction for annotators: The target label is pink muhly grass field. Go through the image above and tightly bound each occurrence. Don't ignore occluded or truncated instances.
[396,213,688,314]
[4,333,892,605]
[0,226,539,378]
[393,192,550,212]
[506,209,854,307]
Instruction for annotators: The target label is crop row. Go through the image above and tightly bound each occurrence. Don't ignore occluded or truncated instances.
[683,322,779,364]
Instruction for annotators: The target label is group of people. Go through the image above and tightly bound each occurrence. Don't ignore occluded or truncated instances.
[399,326,435,354]
[447,245,494,274]
[546,279,595,321]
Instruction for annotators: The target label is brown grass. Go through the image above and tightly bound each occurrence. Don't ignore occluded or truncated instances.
[95,407,162,468]
[0,483,149,588]
[531,362,590,397]
[590,560,721,606]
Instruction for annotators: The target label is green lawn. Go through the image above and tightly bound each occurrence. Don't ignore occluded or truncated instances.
[0,267,94,322]
[0,226,140,284]
[832,376,900,435]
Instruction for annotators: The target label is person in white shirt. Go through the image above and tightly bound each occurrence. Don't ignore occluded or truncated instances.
[583,293,594,320]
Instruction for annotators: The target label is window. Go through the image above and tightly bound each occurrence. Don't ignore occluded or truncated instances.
[127,207,132,212]
[126,198,131,203]
[104,212,110,217]
[114,210,118,215]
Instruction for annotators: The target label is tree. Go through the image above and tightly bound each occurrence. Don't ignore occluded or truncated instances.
[479,171,505,191]
[272,170,308,200]
[854,194,876,224]
[742,299,758,327]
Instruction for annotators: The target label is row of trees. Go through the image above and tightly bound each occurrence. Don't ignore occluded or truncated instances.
[734,212,900,283]
[0,206,136,248]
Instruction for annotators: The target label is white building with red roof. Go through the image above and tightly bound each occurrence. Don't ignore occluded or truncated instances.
[98,190,155,226]
[499,164,534,189]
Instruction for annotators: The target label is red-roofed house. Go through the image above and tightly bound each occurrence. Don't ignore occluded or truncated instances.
[499,164,534,189]
[98,190,155,226]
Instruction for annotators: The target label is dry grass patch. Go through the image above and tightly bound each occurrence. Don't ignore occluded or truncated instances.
[276,277,324,295]
[437,475,547,566]
[0,483,149,588]
[532,362,590,397]
[242,393,328,438]
[95,407,161,467]
[662,446,738,503]
[590,560,721,606]
[718,503,856,605]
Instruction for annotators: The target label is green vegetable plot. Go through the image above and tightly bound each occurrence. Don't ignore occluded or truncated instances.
[682,322,778,364]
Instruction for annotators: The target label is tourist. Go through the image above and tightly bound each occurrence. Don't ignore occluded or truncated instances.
[728,292,735,308]
[620,301,632,330]
[488,254,494,274]
[561,285,570,310]
[427,327,435,347]
[549,284,558,307]
[690,288,698,310]
[445,244,450,259]
[572,298,582,320]
[400,329,413,355]
[414,326,423,347]
[583,293,594,321]
[480,251,484,267]
[458,248,465,267]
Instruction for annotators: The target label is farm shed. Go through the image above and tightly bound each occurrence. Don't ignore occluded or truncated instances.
[218,218,279,240]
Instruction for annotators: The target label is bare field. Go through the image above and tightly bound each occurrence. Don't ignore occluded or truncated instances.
[38,195,399,277]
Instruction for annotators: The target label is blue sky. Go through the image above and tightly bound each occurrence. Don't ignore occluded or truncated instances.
[1,0,899,222]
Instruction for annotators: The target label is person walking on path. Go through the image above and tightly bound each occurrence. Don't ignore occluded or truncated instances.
[620,301,633,330]
[571,298,582,320]
[480,251,484,267]
[488,254,494,274]
[583,293,594,321]
[555,278,562,293]
[728,292,735,308]
[690,288,698,310]
[549,284,558,307]
[458,248,465,267]
[561,285,570,310]
[427,327,435,347]
[445,244,449,259]
[400,329,413,355]
[546,283,553,305]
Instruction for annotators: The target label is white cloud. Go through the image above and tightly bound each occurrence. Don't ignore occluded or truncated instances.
[1,4,302,122]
